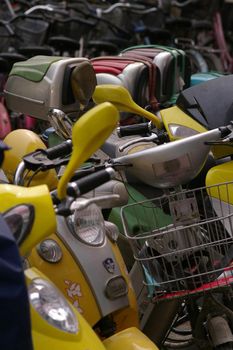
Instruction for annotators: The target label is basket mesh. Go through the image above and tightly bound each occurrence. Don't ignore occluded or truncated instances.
[14,18,49,46]
[121,182,233,300]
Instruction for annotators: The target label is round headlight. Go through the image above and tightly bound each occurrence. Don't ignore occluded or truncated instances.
[67,203,105,246]
[28,278,78,334]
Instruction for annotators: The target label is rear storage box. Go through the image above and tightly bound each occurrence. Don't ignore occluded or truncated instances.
[4,56,95,120]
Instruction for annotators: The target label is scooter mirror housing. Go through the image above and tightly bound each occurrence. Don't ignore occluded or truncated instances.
[93,84,162,129]
[57,102,119,199]
[4,56,97,121]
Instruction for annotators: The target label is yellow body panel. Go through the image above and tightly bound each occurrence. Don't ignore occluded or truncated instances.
[25,268,106,350]
[211,145,233,160]
[205,161,233,204]
[28,234,101,326]
[103,327,159,350]
[160,106,207,140]
[161,106,233,159]
[0,184,56,255]
[110,242,139,331]
[29,235,140,330]
[93,85,162,129]
[3,129,58,190]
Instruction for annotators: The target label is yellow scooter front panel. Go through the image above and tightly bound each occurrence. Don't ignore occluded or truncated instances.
[28,234,101,326]
[160,106,207,141]
[0,184,56,255]
[110,241,139,331]
[25,268,106,350]
[206,161,233,204]
[161,106,233,159]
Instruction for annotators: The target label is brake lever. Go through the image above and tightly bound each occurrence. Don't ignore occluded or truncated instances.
[70,195,120,212]
[118,134,158,152]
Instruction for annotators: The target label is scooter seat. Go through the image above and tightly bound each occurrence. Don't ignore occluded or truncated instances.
[18,46,54,58]
[87,40,118,55]
[48,36,80,53]
[176,74,233,129]
[0,52,26,70]
[92,59,148,114]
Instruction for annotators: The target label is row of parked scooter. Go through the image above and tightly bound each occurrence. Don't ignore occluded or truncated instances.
[1,45,233,350]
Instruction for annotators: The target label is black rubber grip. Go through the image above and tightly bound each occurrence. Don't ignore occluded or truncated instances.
[118,123,150,137]
[70,164,106,182]
[45,140,72,160]
[67,168,115,197]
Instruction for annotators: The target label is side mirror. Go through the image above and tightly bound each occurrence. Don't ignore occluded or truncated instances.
[57,102,119,199]
[93,84,162,129]
[71,61,97,110]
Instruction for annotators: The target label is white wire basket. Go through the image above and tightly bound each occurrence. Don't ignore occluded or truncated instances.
[121,182,233,301]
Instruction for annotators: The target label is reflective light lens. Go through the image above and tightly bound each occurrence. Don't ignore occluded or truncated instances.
[105,221,119,243]
[105,276,128,300]
[37,239,63,263]
[68,203,105,246]
[3,204,34,245]
[29,278,78,334]
[169,124,199,138]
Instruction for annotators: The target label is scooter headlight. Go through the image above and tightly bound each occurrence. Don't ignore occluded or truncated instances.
[169,124,199,138]
[28,278,78,334]
[67,203,105,246]
[3,204,34,245]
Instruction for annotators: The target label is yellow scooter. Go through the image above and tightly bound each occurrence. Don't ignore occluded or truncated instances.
[0,102,119,350]
[1,102,159,350]
[1,56,149,340]
[92,83,233,161]
[3,120,140,338]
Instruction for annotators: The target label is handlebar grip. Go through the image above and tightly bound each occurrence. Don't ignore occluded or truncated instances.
[67,168,115,197]
[117,123,151,137]
[45,140,72,160]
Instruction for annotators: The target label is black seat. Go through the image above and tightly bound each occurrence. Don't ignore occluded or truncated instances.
[0,57,9,73]
[18,46,54,58]
[176,74,233,129]
[87,40,119,55]
[48,36,80,55]
[0,53,27,72]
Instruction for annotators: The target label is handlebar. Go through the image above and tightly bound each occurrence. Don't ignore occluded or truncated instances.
[171,0,200,7]
[45,140,72,160]
[117,122,152,137]
[66,167,116,198]
[14,140,73,185]
[24,4,54,15]
[95,3,150,16]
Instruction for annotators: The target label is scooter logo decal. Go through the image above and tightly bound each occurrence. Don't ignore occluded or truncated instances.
[64,280,83,313]
[103,258,115,274]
